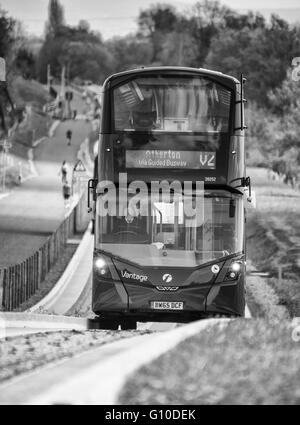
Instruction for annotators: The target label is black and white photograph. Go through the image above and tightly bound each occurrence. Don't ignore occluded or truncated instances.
[0,0,299,410]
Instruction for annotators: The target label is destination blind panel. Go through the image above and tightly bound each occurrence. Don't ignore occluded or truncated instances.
[125,150,216,169]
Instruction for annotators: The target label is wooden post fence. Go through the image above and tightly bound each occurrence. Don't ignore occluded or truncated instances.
[0,193,90,311]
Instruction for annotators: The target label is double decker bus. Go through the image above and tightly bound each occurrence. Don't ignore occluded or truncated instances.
[89,66,251,330]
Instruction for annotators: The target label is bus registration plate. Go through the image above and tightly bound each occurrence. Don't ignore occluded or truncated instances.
[151,301,183,310]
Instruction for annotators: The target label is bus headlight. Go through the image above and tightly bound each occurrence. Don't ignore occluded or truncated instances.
[225,261,243,281]
[231,262,241,272]
[94,256,112,279]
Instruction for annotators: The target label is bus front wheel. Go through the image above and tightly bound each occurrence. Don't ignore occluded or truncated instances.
[120,318,137,330]
[97,317,119,330]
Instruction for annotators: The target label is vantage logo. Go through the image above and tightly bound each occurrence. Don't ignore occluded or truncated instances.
[121,270,148,283]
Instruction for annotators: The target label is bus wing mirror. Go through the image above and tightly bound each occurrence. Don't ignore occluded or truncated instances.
[87,178,97,212]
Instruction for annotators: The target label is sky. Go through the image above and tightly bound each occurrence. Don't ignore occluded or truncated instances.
[0,0,300,39]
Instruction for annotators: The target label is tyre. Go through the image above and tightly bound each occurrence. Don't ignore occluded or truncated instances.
[120,318,137,330]
[90,317,119,330]
[99,318,119,330]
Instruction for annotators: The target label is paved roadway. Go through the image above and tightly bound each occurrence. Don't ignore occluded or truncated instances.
[0,94,92,267]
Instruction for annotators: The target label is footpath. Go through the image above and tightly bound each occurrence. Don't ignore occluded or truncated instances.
[0,114,92,268]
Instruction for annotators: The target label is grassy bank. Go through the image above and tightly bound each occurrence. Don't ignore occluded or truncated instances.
[11,77,52,148]
[0,329,149,384]
[9,76,50,110]
[1,77,52,190]
[119,319,300,405]
[246,167,300,317]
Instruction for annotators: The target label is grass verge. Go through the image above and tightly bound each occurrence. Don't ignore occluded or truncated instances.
[0,329,150,383]
[246,167,300,317]
[119,319,300,405]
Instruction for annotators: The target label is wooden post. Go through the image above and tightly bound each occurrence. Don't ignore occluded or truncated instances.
[278,265,283,286]
[48,239,50,271]
[26,258,30,300]
[16,264,20,308]
[41,248,44,282]
[0,269,4,310]
[5,268,8,311]
[49,238,52,268]
[32,255,35,294]
[33,255,36,293]
[33,255,36,292]
[38,249,42,288]
[5,268,9,311]
[51,236,55,264]
[10,267,14,310]
[43,246,46,280]
[18,264,22,307]
[21,262,25,304]
[36,252,39,290]
[29,256,33,296]
[12,266,16,310]
[7,268,11,311]
[2,269,7,311]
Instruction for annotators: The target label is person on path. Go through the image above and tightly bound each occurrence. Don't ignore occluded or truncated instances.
[66,129,72,146]
[62,181,71,207]
[59,160,68,184]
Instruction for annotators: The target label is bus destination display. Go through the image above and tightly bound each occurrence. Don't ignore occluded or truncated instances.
[126,150,216,169]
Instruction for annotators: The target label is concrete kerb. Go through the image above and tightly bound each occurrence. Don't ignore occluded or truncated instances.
[32,137,47,148]
[27,222,93,314]
[0,193,9,201]
[0,312,88,331]
[48,120,60,138]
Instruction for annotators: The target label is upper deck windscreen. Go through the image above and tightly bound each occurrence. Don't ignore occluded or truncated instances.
[113,75,232,133]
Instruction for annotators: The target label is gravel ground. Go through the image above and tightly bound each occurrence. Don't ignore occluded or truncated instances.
[0,329,151,383]
[119,319,300,405]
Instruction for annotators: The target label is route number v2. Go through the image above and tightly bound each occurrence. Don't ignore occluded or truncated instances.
[199,153,215,168]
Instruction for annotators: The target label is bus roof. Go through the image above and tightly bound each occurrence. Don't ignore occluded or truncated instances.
[103,66,240,91]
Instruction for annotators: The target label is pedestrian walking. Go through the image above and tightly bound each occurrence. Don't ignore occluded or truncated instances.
[66,129,72,146]
[17,161,23,184]
[62,181,71,207]
[59,160,68,184]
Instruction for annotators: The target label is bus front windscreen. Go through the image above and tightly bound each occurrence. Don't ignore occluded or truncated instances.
[96,190,244,267]
[113,75,232,133]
